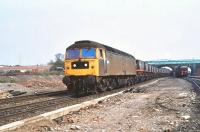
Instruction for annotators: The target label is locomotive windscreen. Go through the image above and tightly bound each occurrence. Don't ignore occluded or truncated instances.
[66,48,96,59]
[82,48,96,58]
[66,49,80,59]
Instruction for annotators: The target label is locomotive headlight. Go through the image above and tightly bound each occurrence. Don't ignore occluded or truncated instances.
[73,64,77,67]
[84,63,88,67]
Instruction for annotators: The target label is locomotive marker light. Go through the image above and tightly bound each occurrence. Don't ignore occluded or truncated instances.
[91,62,94,69]
[73,64,76,67]
[107,60,110,64]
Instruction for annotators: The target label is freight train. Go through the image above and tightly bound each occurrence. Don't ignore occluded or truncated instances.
[175,66,189,77]
[62,40,171,95]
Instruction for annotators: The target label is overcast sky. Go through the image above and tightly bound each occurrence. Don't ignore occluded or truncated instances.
[0,0,200,65]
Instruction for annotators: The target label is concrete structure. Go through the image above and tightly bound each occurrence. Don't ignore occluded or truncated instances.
[146,59,200,76]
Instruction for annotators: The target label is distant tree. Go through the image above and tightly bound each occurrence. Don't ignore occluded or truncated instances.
[55,53,64,61]
[48,60,54,65]
[0,71,5,75]
[49,53,64,71]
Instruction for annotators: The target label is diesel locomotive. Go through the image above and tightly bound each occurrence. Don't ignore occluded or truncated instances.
[63,40,170,95]
[175,66,189,77]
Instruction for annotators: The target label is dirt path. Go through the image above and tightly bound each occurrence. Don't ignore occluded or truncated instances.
[10,77,199,132]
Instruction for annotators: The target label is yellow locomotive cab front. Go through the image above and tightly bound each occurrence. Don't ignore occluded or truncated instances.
[64,59,99,76]
[64,48,100,76]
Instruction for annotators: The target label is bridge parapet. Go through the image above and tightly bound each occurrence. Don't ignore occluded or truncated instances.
[146,59,200,65]
[145,59,200,76]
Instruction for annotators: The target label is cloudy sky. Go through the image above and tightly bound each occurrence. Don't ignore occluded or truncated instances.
[0,0,200,65]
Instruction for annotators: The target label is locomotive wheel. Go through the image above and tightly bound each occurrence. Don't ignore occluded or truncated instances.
[127,78,132,86]
[67,83,74,92]
[107,82,113,91]
[107,79,117,91]
[74,81,81,97]
[92,85,98,94]
[97,79,108,92]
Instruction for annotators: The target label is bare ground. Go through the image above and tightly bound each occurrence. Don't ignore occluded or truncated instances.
[0,75,66,97]
[9,77,200,132]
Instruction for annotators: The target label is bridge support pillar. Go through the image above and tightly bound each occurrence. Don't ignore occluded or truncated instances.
[196,64,200,76]
[192,64,197,76]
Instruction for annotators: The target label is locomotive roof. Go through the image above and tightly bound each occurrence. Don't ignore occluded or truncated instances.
[67,40,134,58]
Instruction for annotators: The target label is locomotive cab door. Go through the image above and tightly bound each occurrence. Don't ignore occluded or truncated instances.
[99,49,107,76]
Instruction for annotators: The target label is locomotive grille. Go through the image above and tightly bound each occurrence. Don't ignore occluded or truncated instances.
[71,61,89,69]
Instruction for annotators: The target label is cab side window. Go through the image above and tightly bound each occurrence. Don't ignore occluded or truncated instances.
[99,49,103,59]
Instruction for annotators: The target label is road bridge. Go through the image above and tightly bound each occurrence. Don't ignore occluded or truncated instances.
[146,59,200,76]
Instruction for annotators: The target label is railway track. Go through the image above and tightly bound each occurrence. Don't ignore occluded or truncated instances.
[0,93,83,126]
[187,76,200,90]
[0,78,160,126]
[155,93,180,112]
[0,96,76,126]
[0,90,69,104]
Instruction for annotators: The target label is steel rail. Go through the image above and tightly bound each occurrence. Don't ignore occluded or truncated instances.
[0,96,76,125]
[0,90,68,104]
[187,77,200,89]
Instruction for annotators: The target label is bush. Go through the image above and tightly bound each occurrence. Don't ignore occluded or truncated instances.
[10,79,16,83]
[0,71,5,75]
[5,70,21,76]
[38,71,64,76]
[49,53,64,72]
[0,79,7,83]
[0,78,16,83]
[25,71,31,74]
